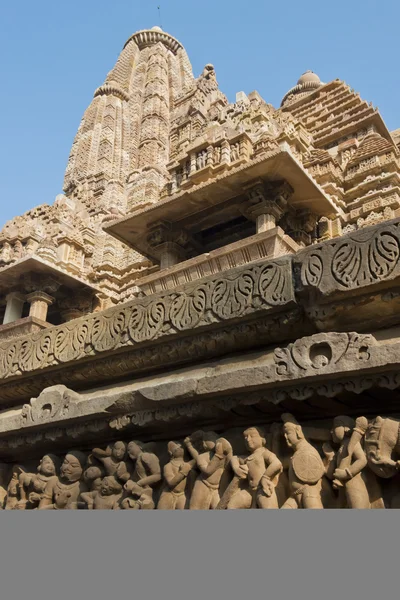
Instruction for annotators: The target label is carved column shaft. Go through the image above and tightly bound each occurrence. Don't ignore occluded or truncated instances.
[158,242,187,270]
[26,291,54,322]
[3,292,25,324]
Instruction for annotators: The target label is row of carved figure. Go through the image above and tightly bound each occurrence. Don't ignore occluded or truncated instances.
[2,413,400,510]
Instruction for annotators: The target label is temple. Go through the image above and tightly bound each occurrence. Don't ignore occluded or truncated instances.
[1,26,400,509]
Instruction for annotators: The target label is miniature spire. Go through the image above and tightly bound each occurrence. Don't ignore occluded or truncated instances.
[281,70,323,107]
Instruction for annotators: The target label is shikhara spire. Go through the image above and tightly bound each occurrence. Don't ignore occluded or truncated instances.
[64,26,203,213]
[1,26,400,512]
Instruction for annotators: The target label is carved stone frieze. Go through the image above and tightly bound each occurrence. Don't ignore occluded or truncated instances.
[1,413,400,509]
[0,258,294,386]
[298,218,400,296]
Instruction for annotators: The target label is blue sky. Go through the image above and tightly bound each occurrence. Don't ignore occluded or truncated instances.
[0,0,398,228]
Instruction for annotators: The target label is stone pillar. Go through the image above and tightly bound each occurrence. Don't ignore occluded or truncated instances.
[26,291,54,322]
[243,180,292,233]
[147,222,191,270]
[157,242,187,270]
[255,212,277,233]
[3,292,25,325]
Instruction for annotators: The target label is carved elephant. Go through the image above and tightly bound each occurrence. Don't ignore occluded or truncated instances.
[364,416,400,478]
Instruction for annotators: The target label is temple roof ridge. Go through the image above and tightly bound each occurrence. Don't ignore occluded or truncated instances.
[123,25,184,55]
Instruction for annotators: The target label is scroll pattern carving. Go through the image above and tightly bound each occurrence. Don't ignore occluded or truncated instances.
[274,332,375,378]
[300,221,400,294]
[0,260,293,382]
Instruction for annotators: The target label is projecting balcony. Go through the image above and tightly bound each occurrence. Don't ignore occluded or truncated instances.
[104,149,341,293]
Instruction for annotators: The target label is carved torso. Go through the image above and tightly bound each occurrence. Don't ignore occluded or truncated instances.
[92,492,121,510]
[42,478,88,509]
[164,459,188,495]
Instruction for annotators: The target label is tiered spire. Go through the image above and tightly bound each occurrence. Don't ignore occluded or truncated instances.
[64,27,196,213]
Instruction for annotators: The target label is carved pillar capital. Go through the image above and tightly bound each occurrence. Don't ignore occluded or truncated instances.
[58,291,94,322]
[21,273,61,296]
[243,179,292,232]
[284,209,318,247]
[147,221,191,268]
[26,291,54,322]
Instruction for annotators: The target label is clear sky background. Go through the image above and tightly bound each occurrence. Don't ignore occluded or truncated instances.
[0,0,398,229]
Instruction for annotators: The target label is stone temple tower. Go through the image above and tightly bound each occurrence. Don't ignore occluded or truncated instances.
[3,25,400,512]
[64,27,198,214]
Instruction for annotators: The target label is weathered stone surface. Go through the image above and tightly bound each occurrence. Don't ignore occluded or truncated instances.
[1,25,400,509]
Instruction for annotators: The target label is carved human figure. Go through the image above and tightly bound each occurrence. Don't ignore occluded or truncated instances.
[230,143,240,162]
[39,451,88,510]
[81,476,123,510]
[5,465,25,510]
[196,149,207,170]
[0,464,10,509]
[213,145,222,165]
[158,441,196,510]
[19,454,61,509]
[83,455,106,492]
[119,441,161,487]
[281,414,325,509]
[121,482,155,510]
[223,426,283,509]
[323,416,370,509]
[185,431,232,510]
[118,441,161,509]
[92,441,128,479]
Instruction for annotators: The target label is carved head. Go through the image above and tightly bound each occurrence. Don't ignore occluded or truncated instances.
[60,451,87,483]
[243,427,266,452]
[111,441,127,461]
[7,465,25,496]
[215,437,233,457]
[282,414,305,449]
[38,454,60,477]
[127,441,143,461]
[331,416,355,444]
[84,465,104,488]
[202,431,218,452]
[100,476,123,497]
[168,441,184,459]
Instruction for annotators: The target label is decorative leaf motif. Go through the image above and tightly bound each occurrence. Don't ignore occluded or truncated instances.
[170,287,207,330]
[332,232,399,288]
[0,259,292,381]
[258,263,287,304]
[212,272,254,319]
[369,232,399,279]
[302,252,323,287]
[128,300,166,342]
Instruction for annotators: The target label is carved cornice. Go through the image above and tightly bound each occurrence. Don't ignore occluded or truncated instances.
[298,216,400,295]
[0,258,294,392]
[1,330,400,453]
[4,218,400,402]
